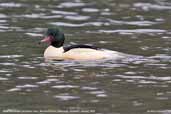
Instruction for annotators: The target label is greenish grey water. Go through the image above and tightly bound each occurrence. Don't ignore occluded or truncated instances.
[0,0,171,114]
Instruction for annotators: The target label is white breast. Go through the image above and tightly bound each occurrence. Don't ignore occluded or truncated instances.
[44,46,64,60]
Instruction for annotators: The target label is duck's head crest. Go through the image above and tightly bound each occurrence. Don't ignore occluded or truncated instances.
[41,27,65,47]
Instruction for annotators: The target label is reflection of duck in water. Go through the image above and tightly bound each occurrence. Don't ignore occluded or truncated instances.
[40,28,127,60]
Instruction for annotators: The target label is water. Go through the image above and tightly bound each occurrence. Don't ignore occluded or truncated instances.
[0,0,171,113]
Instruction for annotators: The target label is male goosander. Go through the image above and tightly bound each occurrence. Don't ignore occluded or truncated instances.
[40,28,126,60]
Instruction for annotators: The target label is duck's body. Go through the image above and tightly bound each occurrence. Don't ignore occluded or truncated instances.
[41,28,126,61]
[44,45,125,60]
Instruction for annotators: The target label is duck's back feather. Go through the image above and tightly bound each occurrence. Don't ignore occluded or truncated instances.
[63,45,100,52]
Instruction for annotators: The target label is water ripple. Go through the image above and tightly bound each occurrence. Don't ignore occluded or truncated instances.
[47,59,126,68]
[108,19,158,26]
[25,33,43,37]
[82,8,99,13]
[81,86,98,90]
[134,3,171,11]
[57,2,86,8]
[50,22,106,27]
[115,75,171,82]
[52,85,79,89]
[99,29,166,34]
[21,13,46,19]
[37,79,59,85]
[0,20,7,22]
[7,88,21,92]
[0,55,23,58]
[14,14,62,19]
[16,84,39,88]
[64,15,90,21]
[0,69,12,73]
[0,26,22,32]
[0,62,16,66]
[54,94,80,101]
[17,76,38,80]
[0,14,8,18]
[0,77,8,81]
[148,54,171,61]
[51,10,78,15]
[89,90,107,97]
[0,2,25,8]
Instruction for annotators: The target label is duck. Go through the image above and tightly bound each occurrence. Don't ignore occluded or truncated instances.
[40,28,126,60]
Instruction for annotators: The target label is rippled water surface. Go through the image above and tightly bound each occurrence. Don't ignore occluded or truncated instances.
[0,0,171,114]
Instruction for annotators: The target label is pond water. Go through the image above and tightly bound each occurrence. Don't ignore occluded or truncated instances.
[0,0,171,114]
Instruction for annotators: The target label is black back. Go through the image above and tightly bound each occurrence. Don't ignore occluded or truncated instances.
[63,45,100,52]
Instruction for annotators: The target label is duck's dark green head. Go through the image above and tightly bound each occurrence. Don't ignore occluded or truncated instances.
[41,28,65,47]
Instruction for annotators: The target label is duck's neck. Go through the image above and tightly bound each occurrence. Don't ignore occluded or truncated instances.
[51,42,62,48]
[51,41,64,48]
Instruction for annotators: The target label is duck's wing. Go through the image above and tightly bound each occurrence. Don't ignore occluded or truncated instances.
[63,44,100,52]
